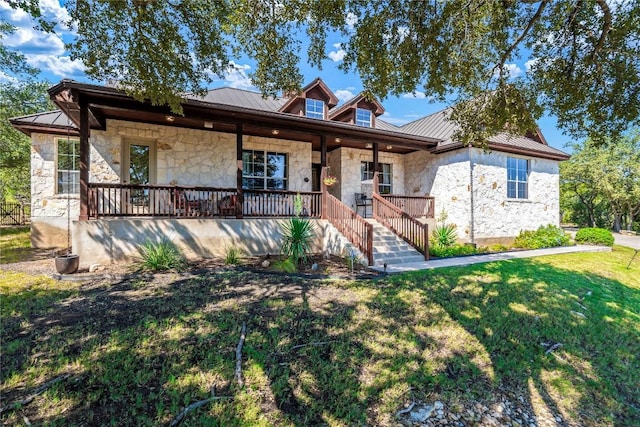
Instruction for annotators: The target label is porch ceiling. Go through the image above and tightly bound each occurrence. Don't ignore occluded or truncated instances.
[48,80,439,154]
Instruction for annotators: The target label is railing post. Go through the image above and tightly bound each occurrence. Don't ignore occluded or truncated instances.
[367,222,374,266]
[424,223,429,261]
[321,166,328,219]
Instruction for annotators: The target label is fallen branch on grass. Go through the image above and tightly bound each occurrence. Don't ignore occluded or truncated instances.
[0,374,71,415]
[235,321,247,387]
[544,342,563,355]
[289,340,337,351]
[169,395,233,426]
[396,400,416,416]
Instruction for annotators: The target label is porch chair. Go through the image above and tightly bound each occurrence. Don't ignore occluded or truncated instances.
[218,195,237,217]
[354,193,372,218]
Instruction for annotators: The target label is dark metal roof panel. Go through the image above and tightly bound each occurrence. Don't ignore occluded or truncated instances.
[10,110,75,128]
[188,87,287,111]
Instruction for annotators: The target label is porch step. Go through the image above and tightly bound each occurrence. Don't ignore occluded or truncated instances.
[366,219,426,266]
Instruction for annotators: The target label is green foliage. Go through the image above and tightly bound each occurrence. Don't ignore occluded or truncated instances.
[575,228,615,247]
[430,223,458,248]
[429,244,481,258]
[513,225,571,249]
[138,239,184,272]
[280,217,315,264]
[272,257,297,273]
[224,245,243,265]
[4,1,636,142]
[0,80,54,202]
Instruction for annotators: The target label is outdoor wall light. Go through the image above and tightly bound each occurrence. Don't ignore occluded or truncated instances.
[335,137,341,143]
[272,129,280,135]
[365,143,373,149]
[386,145,393,150]
[165,115,175,122]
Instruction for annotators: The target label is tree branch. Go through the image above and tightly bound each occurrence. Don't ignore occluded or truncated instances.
[0,374,70,415]
[591,0,612,63]
[235,321,247,388]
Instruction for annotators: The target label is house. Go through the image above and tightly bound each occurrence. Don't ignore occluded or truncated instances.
[10,78,570,268]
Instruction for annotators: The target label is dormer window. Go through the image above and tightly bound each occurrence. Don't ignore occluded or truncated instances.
[305,98,325,119]
[355,108,372,127]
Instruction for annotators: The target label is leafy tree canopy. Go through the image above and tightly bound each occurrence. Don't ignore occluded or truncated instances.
[5,1,640,145]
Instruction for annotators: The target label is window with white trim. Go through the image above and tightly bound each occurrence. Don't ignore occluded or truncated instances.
[305,98,324,119]
[507,157,528,199]
[57,138,80,194]
[242,150,288,190]
[361,161,392,194]
[355,108,372,127]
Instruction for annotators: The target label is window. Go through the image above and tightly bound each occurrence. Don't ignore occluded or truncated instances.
[507,157,528,199]
[242,150,288,190]
[361,161,392,194]
[355,108,372,127]
[57,138,80,194]
[305,98,324,119]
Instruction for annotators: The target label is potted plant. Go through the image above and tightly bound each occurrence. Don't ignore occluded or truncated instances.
[55,132,79,274]
[323,175,338,186]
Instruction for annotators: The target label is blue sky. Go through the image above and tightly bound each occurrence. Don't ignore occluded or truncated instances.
[1,0,575,151]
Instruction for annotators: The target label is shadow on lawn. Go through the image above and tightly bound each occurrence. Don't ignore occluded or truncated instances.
[392,257,640,426]
[1,257,638,426]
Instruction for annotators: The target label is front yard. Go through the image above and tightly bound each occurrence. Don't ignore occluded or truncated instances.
[1,244,639,426]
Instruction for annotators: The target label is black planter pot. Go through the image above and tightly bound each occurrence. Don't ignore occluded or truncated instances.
[55,254,79,274]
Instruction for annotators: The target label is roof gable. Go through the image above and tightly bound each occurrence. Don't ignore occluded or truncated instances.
[279,78,338,114]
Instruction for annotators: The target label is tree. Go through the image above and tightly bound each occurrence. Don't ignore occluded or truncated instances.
[5,1,640,145]
[0,80,54,202]
[560,133,640,231]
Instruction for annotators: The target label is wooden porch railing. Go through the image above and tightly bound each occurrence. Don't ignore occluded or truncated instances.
[87,183,321,219]
[373,192,429,260]
[382,194,435,218]
[323,192,374,265]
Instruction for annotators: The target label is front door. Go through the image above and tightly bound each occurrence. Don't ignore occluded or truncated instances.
[122,140,156,214]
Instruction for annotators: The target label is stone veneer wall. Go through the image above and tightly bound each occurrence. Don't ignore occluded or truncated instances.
[470,148,560,243]
[405,149,472,240]
[30,119,312,247]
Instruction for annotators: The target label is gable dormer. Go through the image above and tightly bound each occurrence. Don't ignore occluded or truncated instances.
[328,92,385,128]
[279,78,338,120]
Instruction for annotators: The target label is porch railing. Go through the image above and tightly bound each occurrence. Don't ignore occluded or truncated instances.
[373,193,429,260]
[382,194,435,218]
[323,192,374,265]
[87,183,321,219]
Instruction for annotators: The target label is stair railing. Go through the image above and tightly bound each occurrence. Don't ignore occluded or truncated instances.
[321,167,374,265]
[372,173,429,260]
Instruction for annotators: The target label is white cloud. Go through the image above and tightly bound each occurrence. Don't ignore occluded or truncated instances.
[525,58,539,73]
[39,0,71,25]
[3,27,65,54]
[328,43,346,62]
[345,12,358,30]
[335,89,355,102]
[0,70,18,84]
[402,91,427,99]
[25,54,85,76]
[224,61,254,90]
[504,63,523,78]
[380,112,409,126]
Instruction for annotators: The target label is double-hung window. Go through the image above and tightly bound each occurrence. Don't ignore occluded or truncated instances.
[242,150,288,190]
[361,161,392,194]
[507,157,528,199]
[57,138,80,194]
[355,108,372,127]
[305,98,324,119]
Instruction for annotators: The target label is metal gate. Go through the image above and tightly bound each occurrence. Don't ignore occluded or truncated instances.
[0,202,28,225]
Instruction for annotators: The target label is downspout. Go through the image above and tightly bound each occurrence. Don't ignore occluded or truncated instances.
[469,147,476,245]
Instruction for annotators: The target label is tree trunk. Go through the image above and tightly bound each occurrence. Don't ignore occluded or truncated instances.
[613,214,622,232]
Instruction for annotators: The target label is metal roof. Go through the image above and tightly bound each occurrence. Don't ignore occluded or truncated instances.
[10,110,76,128]
[187,87,287,112]
[375,120,400,132]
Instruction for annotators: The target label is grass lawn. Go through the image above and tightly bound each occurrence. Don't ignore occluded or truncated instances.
[1,246,638,426]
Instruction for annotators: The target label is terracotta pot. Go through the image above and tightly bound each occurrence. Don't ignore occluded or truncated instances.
[55,254,79,274]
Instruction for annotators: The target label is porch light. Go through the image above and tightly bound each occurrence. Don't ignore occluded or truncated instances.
[165,115,175,122]
[204,121,213,128]
[386,145,393,150]
[272,129,280,135]
[335,137,341,143]
[365,143,373,149]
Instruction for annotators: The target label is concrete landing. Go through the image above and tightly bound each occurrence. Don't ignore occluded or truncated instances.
[370,245,611,274]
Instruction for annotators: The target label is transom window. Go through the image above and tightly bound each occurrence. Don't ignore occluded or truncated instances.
[57,138,80,194]
[242,150,288,190]
[305,98,324,119]
[361,161,392,194]
[355,108,372,127]
[507,157,529,199]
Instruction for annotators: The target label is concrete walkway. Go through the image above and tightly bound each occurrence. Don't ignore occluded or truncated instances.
[613,232,640,250]
[370,245,611,274]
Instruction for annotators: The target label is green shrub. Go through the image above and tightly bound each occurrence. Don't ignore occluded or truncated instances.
[430,223,458,248]
[138,238,184,271]
[513,225,571,249]
[429,244,480,258]
[273,257,298,273]
[280,217,315,264]
[575,227,614,246]
[224,245,243,265]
